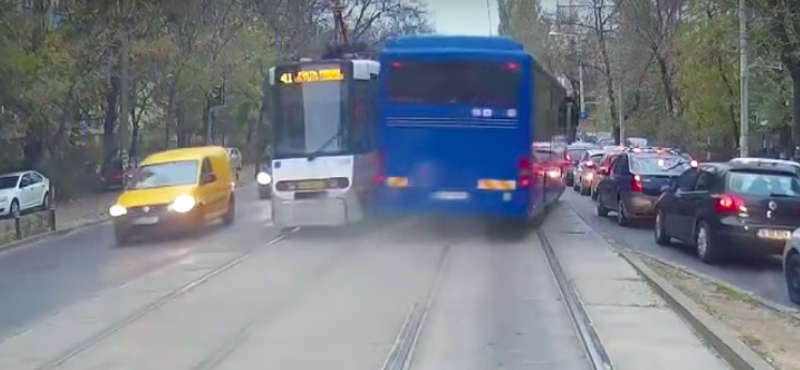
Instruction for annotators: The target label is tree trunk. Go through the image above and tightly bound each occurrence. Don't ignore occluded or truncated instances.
[789,70,800,155]
[102,76,120,164]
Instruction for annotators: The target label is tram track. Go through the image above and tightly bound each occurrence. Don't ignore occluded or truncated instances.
[536,227,613,370]
[380,217,454,370]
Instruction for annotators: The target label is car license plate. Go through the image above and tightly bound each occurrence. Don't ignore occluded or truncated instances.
[133,216,159,225]
[298,180,325,190]
[757,229,791,240]
[432,191,468,200]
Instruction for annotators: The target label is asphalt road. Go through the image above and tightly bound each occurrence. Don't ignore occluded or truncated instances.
[0,185,278,341]
[0,192,592,369]
[563,189,791,307]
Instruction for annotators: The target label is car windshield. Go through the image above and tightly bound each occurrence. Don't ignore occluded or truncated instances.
[630,155,688,175]
[126,160,199,190]
[0,176,19,190]
[728,171,800,197]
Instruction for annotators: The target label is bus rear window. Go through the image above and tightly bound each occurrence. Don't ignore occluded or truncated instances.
[386,60,520,106]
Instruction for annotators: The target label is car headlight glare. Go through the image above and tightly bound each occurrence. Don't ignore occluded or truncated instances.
[256,172,272,185]
[109,205,127,217]
[169,195,196,213]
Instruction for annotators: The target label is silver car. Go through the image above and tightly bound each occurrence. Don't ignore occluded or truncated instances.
[783,229,800,304]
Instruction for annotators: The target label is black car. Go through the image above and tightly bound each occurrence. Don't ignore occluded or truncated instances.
[595,148,691,225]
[654,162,800,264]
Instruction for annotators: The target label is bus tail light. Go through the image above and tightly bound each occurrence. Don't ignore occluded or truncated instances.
[517,156,532,188]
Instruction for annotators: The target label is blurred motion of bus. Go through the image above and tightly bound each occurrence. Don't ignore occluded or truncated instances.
[375,36,569,227]
[268,57,380,227]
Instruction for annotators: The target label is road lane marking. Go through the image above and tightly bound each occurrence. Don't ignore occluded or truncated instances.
[33,228,297,370]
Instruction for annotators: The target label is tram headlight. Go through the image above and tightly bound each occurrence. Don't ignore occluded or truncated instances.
[256,172,272,185]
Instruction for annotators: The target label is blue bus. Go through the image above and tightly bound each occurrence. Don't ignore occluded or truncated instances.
[375,35,569,224]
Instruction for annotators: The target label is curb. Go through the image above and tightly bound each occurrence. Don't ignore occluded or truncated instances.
[620,251,777,370]
[0,217,110,253]
[627,250,800,318]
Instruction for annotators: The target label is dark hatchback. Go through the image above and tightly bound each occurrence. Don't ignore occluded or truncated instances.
[654,162,800,264]
[596,149,691,225]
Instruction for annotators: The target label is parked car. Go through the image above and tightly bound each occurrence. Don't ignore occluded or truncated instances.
[596,148,691,225]
[0,170,51,218]
[573,149,606,195]
[654,162,800,264]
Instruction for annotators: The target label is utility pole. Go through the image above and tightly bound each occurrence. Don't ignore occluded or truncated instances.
[486,0,493,35]
[118,0,130,167]
[617,39,624,145]
[738,0,749,157]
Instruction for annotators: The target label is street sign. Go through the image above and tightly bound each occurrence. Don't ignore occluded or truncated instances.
[210,85,225,107]
[580,111,588,121]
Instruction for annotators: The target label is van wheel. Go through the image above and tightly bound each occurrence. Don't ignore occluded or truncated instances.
[223,195,235,225]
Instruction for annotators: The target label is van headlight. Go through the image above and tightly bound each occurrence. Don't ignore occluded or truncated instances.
[109,205,127,217]
[169,195,196,213]
[256,172,272,185]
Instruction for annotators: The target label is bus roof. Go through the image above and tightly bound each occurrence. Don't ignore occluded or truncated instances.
[383,35,524,52]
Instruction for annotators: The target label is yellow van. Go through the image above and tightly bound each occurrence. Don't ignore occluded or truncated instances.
[108,146,236,245]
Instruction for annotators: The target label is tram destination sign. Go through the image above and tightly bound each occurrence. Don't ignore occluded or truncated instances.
[279,68,344,84]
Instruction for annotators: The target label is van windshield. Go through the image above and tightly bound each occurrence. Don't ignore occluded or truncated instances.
[126,160,199,190]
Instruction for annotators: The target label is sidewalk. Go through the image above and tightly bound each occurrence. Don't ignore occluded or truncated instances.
[0,165,257,245]
[540,203,732,370]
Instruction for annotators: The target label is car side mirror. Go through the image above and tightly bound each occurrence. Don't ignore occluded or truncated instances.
[201,173,216,185]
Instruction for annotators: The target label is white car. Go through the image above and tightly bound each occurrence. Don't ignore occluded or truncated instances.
[0,170,51,217]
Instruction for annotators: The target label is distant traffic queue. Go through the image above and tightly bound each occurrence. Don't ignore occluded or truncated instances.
[374,35,571,227]
[265,57,380,228]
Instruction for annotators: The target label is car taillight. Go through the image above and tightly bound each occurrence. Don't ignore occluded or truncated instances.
[374,154,385,184]
[518,156,532,188]
[631,174,643,192]
[715,194,746,214]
